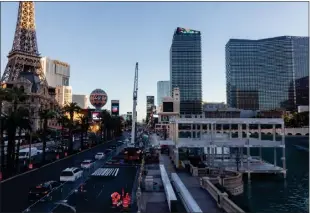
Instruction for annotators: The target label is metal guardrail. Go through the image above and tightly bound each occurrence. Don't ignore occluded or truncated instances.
[159,164,177,212]
[171,173,202,213]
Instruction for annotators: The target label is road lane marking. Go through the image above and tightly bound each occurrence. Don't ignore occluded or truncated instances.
[1,140,115,183]
[114,168,119,176]
[96,189,103,199]
[22,181,68,213]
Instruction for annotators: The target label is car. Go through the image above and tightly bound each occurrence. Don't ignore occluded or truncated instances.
[104,149,113,155]
[109,145,117,150]
[60,167,83,182]
[81,160,95,169]
[95,152,105,160]
[28,181,61,202]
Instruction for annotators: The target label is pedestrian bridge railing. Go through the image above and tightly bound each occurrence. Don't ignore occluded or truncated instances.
[171,173,203,213]
[159,164,177,212]
[200,177,245,213]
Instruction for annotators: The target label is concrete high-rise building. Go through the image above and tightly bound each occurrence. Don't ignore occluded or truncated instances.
[72,94,88,109]
[157,81,170,105]
[146,96,155,121]
[56,86,72,107]
[170,27,202,115]
[41,57,70,88]
[226,36,309,111]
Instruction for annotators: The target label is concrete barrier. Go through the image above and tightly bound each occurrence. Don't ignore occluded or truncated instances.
[171,173,202,213]
[200,177,245,213]
[190,165,244,196]
[159,164,177,212]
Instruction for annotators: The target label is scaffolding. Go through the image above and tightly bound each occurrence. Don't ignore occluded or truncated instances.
[165,118,287,179]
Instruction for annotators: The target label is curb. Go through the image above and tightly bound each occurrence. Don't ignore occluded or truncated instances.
[0,139,114,183]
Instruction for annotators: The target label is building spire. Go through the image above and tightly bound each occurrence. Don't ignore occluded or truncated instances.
[10,1,39,56]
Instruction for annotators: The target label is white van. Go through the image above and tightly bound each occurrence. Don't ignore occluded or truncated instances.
[19,148,42,159]
[60,167,83,182]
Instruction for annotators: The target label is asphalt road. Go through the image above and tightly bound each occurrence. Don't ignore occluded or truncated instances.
[0,134,129,213]
[52,166,138,213]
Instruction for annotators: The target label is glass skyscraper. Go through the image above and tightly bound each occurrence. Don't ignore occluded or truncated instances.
[157,80,170,105]
[226,36,309,111]
[170,27,202,115]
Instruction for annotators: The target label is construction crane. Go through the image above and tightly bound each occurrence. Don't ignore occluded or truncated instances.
[131,62,139,144]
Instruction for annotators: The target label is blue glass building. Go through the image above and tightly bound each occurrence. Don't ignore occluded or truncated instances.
[170,27,202,115]
[226,36,309,111]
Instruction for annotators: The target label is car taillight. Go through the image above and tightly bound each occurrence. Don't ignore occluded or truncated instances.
[44,191,48,194]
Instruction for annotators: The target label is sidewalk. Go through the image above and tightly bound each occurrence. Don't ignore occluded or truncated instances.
[177,172,223,213]
[160,154,223,213]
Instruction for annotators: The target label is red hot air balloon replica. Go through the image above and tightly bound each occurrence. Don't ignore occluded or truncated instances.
[89,89,108,110]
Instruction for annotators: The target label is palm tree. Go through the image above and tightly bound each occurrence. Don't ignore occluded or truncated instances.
[14,107,31,171]
[4,107,30,174]
[111,116,122,138]
[99,110,111,142]
[78,115,89,150]
[39,109,57,163]
[63,103,81,153]
[0,87,10,171]
[3,87,28,174]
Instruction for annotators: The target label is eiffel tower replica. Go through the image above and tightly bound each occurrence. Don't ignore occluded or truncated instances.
[1,2,57,131]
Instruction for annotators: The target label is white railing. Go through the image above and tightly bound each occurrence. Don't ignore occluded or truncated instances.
[159,164,177,212]
[200,177,245,213]
[171,173,202,213]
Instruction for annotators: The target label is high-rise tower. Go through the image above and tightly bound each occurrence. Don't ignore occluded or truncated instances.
[1,2,57,131]
[226,36,309,111]
[170,27,202,115]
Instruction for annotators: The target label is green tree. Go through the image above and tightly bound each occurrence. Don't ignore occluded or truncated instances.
[39,109,57,163]
[0,87,10,171]
[99,110,111,142]
[63,103,81,153]
[78,115,89,150]
[14,108,31,171]
[3,87,28,174]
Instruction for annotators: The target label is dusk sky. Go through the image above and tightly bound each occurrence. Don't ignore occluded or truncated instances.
[1,2,308,121]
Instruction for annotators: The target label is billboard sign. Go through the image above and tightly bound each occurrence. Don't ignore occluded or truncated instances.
[111,100,120,116]
[92,111,100,121]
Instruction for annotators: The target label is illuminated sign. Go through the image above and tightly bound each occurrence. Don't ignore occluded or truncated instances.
[112,106,119,113]
[92,112,100,121]
[177,27,200,34]
[111,101,120,116]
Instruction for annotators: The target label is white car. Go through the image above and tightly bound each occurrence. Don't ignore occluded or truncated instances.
[81,160,95,169]
[60,167,83,182]
[95,152,105,160]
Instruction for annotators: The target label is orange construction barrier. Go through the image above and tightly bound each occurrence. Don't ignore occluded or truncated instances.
[122,197,129,208]
[125,193,131,203]
[111,192,121,206]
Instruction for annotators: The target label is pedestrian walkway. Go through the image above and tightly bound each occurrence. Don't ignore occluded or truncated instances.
[160,153,223,213]
[177,172,223,213]
[159,154,176,176]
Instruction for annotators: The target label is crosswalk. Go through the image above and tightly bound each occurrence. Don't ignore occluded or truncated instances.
[91,168,120,177]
